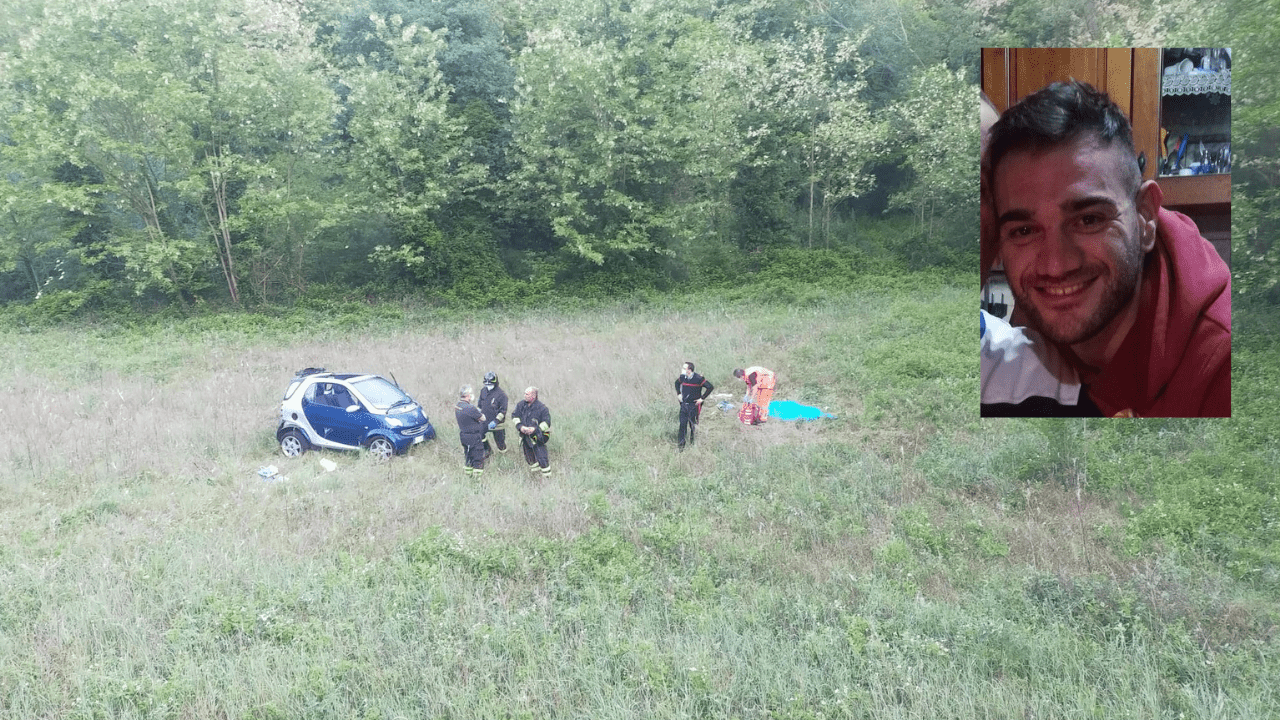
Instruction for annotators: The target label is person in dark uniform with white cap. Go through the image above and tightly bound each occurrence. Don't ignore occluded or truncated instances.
[675,361,714,450]
[478,371,508,458]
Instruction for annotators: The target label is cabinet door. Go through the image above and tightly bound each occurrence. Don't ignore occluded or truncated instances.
[981,48,1160,181]
[1131,48,1161,182]
[1012,48,1119,103]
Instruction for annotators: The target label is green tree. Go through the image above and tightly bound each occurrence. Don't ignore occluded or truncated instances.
[6,0,209,299]
[658,9,772,265]
[334,13,486,282]
[0,159,94,301]
[1220,0,1280,304]
[887,64,978,264]
[505,0,886,278]
[174,1,338,305]
[4,0,337,305]
[753,25,884,248]
[507,5,681,267]
[971,0,1204,47]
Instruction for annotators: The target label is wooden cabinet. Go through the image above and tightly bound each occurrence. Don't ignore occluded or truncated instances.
[981,48,1228,211]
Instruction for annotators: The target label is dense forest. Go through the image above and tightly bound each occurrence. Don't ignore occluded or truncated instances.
[1,0,1277,315]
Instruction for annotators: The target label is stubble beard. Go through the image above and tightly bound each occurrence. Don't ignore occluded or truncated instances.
[1016,237,1144,347]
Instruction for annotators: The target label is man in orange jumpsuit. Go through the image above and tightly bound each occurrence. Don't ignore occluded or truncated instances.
[733,366,776,424]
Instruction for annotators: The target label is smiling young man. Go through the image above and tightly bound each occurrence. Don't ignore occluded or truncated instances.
[985,80,1230,417]
[981,90,1083,415]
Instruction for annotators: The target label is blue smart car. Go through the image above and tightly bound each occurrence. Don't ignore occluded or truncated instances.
[276,368,435,460]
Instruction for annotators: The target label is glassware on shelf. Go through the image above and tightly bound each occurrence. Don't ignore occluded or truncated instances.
[1158,48,1230,178]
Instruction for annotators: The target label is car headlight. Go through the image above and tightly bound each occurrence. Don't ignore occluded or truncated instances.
[386,417,404,428]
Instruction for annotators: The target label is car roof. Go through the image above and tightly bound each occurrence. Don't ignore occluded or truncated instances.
[308,373,379,383]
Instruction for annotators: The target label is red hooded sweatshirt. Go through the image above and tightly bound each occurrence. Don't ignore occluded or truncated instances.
[1078,207,1231,417]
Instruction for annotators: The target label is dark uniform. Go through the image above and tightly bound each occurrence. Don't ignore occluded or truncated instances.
[455,400,487,476]
[479,380,509,457]
[511,397,552,478]
[675,371,714,449]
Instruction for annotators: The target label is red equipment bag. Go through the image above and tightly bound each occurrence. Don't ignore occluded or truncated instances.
[738,403,760,425]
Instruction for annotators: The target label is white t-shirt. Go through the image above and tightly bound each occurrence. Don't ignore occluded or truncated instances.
[980,310,1081,406]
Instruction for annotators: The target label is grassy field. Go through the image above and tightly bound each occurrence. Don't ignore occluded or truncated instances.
[1,278,1277,719]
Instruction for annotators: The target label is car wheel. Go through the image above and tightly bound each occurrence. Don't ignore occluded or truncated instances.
[280,430,307,457]
[367,436,395,460]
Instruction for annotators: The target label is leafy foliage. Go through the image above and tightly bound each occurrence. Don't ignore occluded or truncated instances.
[1125,452,1280,587]
[1,0,1276,313]
[888,64,979,262]
[1222,0,1280,304]
[3,0,336,305]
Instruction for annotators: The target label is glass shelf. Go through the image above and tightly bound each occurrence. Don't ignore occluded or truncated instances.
[1158,48,1230,179]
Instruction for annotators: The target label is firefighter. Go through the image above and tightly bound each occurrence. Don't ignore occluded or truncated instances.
[511,386,552,478]
[675,361,714,450]
[454,385,487,477]
[479,371,508,458]
[733,366,777,424]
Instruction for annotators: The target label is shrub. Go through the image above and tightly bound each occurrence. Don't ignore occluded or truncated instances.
[1125,452,1279,586]
[896,507,951,557]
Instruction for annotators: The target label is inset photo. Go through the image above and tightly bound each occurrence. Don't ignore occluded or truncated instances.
[980,48,1231,417]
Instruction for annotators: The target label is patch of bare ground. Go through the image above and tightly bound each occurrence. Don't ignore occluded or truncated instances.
[917,569,962,603]
[857,422,938,465]
[703,413,833,454]
[1125,552,1280,651]
[791,514,894,583]
[194,458,597,563]
[1004,484,1130,579]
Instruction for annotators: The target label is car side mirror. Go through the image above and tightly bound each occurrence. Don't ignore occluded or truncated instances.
[345,404,361,413]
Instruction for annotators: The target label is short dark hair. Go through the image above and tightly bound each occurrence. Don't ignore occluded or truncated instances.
[733,368,744,379]
[684,361,694,372]
[987,80,1140,199]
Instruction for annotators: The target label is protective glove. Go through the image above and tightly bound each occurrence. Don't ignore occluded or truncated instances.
[488,421,497,430]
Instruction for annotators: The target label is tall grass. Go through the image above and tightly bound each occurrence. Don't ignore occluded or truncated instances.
[0,282,1275,718]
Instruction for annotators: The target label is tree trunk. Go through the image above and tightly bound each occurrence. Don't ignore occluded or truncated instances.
[212,176,240,305]
[207,158,240,305]
[927,198,934,243]
[808,178,815,249]
[24,255,40,298]
[824,195,832,249]
[808,117,817,249]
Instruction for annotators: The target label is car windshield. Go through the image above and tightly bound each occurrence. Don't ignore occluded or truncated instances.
[352,377,412,410]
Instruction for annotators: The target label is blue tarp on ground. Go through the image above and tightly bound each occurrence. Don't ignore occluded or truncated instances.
[767,400,837,421]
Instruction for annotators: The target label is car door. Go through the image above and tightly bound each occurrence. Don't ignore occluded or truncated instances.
[302,382,368,448]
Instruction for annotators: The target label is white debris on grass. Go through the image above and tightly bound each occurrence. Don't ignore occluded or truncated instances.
[257,465,288,482]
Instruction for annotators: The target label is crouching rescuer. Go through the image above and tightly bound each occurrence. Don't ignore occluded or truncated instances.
[734,366,776,424]
[511,386,552,478]
[455,385,487,477]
